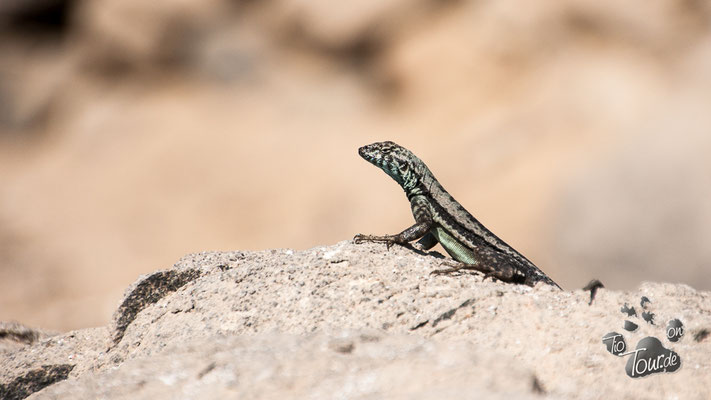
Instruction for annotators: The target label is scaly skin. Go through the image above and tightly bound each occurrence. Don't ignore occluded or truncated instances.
[354,141,561,289]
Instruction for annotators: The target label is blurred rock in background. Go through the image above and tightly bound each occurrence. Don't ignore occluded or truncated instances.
[1,0,710,331]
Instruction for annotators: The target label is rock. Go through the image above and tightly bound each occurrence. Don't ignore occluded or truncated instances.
[0,322,55,354]
[1,242,709,399]
[73,0,226,72]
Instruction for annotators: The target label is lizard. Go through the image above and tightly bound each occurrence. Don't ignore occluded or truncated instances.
[353,141,561,289]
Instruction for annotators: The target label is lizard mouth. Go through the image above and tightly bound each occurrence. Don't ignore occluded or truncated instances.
[358,142,388,166]
[358,145,374,161]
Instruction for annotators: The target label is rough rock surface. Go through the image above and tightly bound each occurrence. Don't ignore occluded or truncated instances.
[4,0,711,333]
[1,242,710,399]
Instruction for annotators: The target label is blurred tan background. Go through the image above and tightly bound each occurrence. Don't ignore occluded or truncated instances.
[1,0,710,331]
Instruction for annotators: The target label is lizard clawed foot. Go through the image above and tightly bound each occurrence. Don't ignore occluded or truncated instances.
[353,234,401,250]
[430,260,468,275]
[353,234,386,244]
[353,234,367,244]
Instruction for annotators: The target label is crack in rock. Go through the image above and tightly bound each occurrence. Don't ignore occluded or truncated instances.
[432,299,474,328]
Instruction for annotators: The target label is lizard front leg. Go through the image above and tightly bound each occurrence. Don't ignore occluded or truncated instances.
[354,220,432,249]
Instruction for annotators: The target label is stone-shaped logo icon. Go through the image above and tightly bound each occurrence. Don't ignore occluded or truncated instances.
[624,337,681,378]
[621,303,636,317]
[666,319,684,342]
[623,320,638,332]
[642,311,655,325]
[602,332,626,356]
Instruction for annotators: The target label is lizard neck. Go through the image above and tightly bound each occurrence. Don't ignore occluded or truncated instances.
[405,165,440,201]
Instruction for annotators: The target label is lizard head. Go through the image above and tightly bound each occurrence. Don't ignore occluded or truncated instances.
[358,141,423,190]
